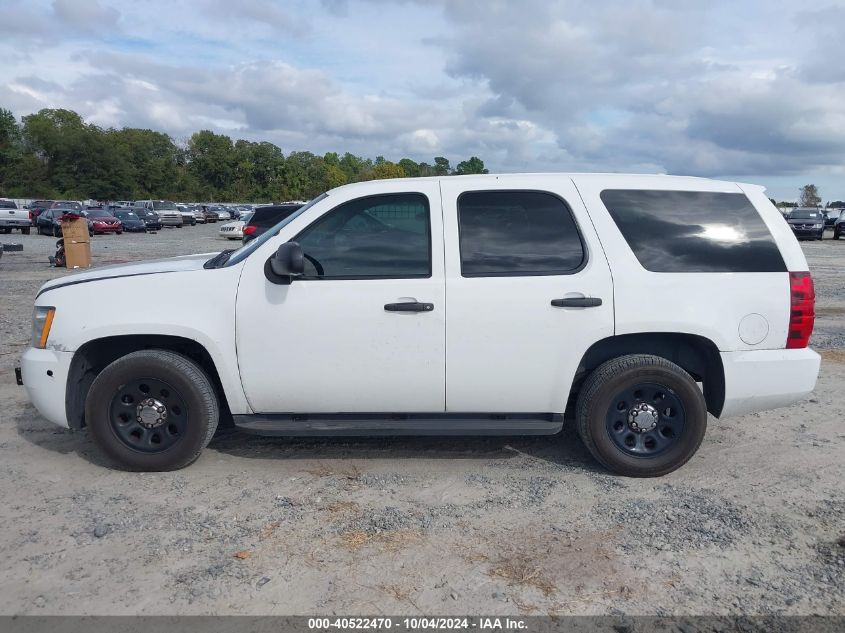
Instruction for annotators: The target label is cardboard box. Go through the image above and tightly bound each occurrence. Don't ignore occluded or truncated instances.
[60,216,91,269]
[64,239,91,268]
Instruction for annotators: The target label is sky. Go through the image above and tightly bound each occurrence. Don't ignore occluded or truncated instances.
[1,0,844,202]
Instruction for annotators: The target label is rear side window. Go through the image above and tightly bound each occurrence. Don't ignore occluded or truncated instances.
[0,200,16,208]
[458,190,585,277]
[600,190,786,273]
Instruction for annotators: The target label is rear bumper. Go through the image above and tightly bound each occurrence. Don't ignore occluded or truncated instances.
[0,219,30,228]
[20,347,73,428]
[719,348,821,418]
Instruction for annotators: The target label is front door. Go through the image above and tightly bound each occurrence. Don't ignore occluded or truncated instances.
[440,177,615,413]
[235,184,445,413]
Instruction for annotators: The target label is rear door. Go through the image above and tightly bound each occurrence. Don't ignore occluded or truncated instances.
[441,176,615,413]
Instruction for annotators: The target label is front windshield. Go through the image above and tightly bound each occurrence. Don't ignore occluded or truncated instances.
[224,193,327,267]
[153,201,177,210]
[790,210,821,220]
[116,211,138,219]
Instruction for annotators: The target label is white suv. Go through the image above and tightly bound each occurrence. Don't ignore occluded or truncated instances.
[18,174,820,475]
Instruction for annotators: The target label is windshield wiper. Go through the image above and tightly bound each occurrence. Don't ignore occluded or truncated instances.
[204,249,236,269]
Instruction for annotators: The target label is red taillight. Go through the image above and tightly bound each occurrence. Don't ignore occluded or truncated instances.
[786,271,815,349]
[243,225,257,235]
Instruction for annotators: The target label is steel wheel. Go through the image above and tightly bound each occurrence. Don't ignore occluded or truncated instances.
[605,382,686,457]
[108,377,188,453]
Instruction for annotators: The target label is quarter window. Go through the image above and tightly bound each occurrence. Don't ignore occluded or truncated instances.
[296,193,431,279]
[458,190,585,276]
[600,190,786,273]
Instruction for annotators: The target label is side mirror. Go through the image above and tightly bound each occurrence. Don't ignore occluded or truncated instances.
[264,241,304,285]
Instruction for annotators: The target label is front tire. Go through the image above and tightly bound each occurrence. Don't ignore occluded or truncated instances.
[575,354,707,477]
[85,350,219,471]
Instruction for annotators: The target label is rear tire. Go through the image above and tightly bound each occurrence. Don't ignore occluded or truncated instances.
[85,350,219,471]
[22,227,30,235]
[575,354,707,477]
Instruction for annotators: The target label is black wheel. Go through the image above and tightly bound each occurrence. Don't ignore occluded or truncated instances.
[834,230,840,240]
[576,354,707,477]
[52,225,60,237]
[85,350,219,471]
[116,231,123,235]
[1,227,10,234]
[22,227,30,235]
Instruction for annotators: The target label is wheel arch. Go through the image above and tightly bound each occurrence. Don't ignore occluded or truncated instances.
[66,334,232,429]
[569,332,725,418]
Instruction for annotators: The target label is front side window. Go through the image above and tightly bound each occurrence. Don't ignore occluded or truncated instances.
[457,190,585,277]
[296,193,431,279]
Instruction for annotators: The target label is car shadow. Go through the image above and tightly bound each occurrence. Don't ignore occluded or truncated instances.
[207,424,604,473]
[15,407,603,474]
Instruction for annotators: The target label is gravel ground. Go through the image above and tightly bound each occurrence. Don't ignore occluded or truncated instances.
[0,224,843,616]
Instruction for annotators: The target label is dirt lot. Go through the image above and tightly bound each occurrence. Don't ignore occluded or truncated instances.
[0,224,843,616]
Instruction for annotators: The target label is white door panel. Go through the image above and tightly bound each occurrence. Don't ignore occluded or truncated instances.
[441,176,615,413]
[235,182,445,413]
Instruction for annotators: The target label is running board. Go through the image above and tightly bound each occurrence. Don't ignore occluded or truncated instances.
[232,413,563,437]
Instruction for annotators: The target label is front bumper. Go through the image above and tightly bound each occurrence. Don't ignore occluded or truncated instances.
[789,226,823,239]
[20,347,74,428]
[719,348,821,418]
[92,224,121,233]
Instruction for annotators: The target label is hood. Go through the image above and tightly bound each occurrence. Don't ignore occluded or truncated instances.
[37,252,218,298]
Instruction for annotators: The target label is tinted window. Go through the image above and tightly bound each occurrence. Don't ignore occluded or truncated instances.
[457,191,584,277]
[600,190,786,273]
[789,210,822,220]
[252,205,302,227]
[296,193,430,279]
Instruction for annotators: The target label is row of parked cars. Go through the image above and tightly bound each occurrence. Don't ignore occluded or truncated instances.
[779,207,845,240]
[0,199,258,237]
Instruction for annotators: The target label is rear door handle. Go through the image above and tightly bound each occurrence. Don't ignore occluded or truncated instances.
[551,297,602,308]
[384,302,434,312]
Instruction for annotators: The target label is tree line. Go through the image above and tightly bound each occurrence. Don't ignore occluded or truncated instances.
[0,108,489,202]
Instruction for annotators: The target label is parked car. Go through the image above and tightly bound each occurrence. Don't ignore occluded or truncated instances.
[50,201,83,213]
[112,210,147,232]
[786,208,825,240]
[210,206,231,221]
[177,205,197,226]
[188,206,205,223]
[0,199,32,234]
[28,200,55,222]
[134,200,183,227]
[132,208,162,231]
[36,207,80,237]
[218,212,252,240]
[833,210,845,240]
[198,206,218,223]
[242,203,304,243]
[18,174,821,475]
[84,208,123,235]
[823,209,840,228]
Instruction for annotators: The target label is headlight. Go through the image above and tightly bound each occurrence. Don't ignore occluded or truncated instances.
[32,306,56,349]
[813,223,823,228]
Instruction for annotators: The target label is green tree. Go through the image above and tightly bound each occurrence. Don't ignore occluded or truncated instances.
[398,158,420,178]
[187,130,236,198]
[433,156,451,176]
[454,156,488,175]
[371,161,405,180]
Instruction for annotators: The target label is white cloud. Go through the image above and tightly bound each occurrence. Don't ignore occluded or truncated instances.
[0,0,843,199]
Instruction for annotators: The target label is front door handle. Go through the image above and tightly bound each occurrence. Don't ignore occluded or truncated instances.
[551,297,602,308]
[384,302,434,312]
